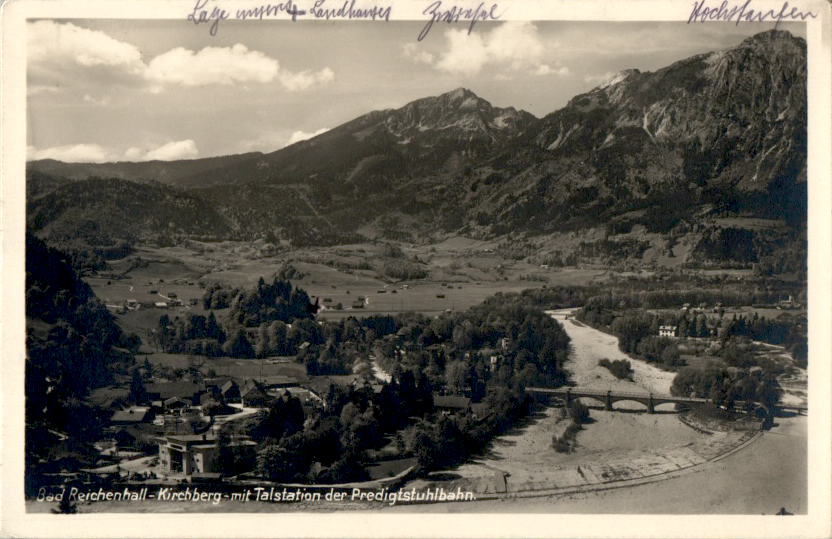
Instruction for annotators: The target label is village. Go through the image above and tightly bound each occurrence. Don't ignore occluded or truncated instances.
[56,346,502,487]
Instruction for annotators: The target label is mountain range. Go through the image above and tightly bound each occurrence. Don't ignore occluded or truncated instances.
[27,30,807,266]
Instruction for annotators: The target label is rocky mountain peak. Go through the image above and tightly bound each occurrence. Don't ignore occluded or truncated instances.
[444,87,479,102]
[382,87,534,142]
[739,28,805,49]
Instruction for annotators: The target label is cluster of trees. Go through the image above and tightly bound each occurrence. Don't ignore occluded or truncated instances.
[753,237,806,278]
[221,277,315,327]
[552,400,590,453]
[537,250,579,268]
[202,283,239,310]
[580,288,789,312]
[364,294,571,394]
[152,276,321,359]
[575,238,650,260]
[381,260,428,280]
[694,227,759,263]
[401,385,532,473]
[598,358,634,380]
[156,312,326,360]
[156,312,226,355]
[721,313,806,351]
[249,372,435,483]
[26,235,139,402]
[671,366,781,412]
[25,235,140,493]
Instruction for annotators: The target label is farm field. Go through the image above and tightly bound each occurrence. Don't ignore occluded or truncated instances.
[142,352,309,380]
[87,239,613,338]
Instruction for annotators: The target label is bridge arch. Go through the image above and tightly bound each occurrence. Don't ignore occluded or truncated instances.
[609,398,651,411]
[574,395,609,408]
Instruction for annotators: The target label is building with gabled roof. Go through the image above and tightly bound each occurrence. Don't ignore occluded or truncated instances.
[110,406,154,425]
[433,394,472,413]
[145,382,204,404]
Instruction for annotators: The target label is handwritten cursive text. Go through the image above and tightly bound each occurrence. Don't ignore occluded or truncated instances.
[187,0,230,36]
[418,1,503,41]
[309,0,392,21]
[688,0,817,26]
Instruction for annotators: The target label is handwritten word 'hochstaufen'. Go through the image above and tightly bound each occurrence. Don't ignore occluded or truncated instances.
[688,0,817,26]
[418,1,503,41]
[309,0,391,21]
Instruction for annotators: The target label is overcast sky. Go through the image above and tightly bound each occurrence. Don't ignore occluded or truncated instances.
[26,19,805,162]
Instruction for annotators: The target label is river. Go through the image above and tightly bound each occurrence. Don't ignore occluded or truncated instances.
[391,308,808,513]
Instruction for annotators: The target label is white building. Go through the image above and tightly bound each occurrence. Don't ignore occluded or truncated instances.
[658,325,678,338]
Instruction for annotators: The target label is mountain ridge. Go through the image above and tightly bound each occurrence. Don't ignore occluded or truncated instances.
[27,30,807,268]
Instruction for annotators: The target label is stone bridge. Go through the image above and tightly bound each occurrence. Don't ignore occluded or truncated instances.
[525,386,710,414]
[525,387,807,416]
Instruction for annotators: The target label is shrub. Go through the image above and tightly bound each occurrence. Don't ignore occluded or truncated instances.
[598,358,634,380]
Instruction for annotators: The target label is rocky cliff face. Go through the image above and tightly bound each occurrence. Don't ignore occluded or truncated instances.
[531,30,806,198]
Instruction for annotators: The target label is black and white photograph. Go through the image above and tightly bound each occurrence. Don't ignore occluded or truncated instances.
[2,0,831,536]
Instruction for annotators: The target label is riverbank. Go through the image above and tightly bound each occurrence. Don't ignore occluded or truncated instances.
[383,414,806,514]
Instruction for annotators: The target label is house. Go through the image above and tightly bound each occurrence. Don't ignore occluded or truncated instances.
[658,325,678,338]
[433,394,472,413]
[112,429,138,449]
[778,295,798,309]
[87,387,131,410]
[500,337,510,351]
[154,302,168,309]
[240,382,271,408]
[199,392,222,406]
[110,406,154,425]
[125,299,139,310]
[157,433,257,476]
[256,375,299,390]
[220,380,241,402]
[203,377,232,391]
[145,382,204,405]
[163,397,191,412]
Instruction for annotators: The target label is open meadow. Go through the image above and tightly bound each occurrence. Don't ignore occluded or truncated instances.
[87,239,611,337]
